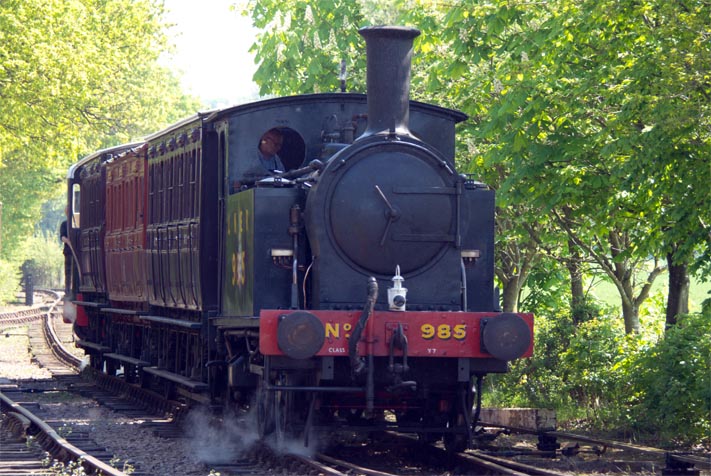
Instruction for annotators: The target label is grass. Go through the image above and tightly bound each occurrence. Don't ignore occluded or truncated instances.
[587,272,710,313]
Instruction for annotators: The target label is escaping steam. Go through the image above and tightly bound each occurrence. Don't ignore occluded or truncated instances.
[183,406,256,464]
[182,396,319,466]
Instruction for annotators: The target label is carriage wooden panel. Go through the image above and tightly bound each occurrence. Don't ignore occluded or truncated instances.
[146,124,213,313]
[104,145,148,303]
[79,162,107,294]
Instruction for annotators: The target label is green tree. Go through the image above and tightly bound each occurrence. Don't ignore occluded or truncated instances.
[0,0,201,259]
[244,0,367,96]
[630,311,711,445]
[436,0,711,332]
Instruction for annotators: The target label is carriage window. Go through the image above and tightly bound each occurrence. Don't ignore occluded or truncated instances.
[71,183,81,228]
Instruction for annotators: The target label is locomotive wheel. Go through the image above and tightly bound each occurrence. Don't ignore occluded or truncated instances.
[443,413,468,453]
[256,381,275,438]
[274,389,289,447]
[443,384,475,453]
[273,371,311,445]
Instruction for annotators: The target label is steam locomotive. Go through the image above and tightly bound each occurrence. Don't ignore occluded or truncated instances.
[63,26,533,450]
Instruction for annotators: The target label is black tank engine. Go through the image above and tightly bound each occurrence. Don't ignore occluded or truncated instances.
[63,26,533,451]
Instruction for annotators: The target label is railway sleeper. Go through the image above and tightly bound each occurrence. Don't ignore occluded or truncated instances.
[663,453,701,476]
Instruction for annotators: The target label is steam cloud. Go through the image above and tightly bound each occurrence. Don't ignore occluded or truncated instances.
[183,406,256,464]
[182,397,318,465]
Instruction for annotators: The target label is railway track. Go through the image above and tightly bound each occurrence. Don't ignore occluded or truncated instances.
[0,289,56,329]
[474,421,711,476]
[2,291,174,474]
[0,292,131,475]
[2,295,708,475]
[312,421,711,476]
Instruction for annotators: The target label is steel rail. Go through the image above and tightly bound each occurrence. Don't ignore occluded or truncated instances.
[547,430,711,470]
[0,391,127,476]
[41,295,82,369]
[0,288,61,325]
[285,453,348,476]
[0,307,44,328]
[317,453,400,476]
[0,295,125,474]
[480,421,710,472]
[464,450,571,476]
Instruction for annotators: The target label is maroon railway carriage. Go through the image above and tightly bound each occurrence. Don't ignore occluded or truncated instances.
[64,143,143,331]
[105,144,148,304]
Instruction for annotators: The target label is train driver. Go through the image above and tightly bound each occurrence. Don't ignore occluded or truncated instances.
[258,128,285,173]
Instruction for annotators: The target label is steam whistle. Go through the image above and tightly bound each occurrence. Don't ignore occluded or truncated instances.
[388,265,408,311]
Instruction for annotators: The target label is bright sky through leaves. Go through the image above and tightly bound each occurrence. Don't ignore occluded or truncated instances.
[162,0,259,107]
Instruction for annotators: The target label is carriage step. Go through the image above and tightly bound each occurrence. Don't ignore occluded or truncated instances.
[142,367,207,391]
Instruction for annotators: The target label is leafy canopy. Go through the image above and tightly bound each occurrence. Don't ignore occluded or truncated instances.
[0,0,201,257]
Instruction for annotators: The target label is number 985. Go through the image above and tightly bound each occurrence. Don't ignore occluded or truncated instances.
[420,323,466,340]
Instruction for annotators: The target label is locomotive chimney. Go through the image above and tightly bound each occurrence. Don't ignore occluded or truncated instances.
[358,26,420,138]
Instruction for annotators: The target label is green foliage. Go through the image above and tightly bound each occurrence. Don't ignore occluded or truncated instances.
[42,454,88,476]
[0,162,65,257]
[0,0,201,260]
[559,317,645,424]
[36,196,66,238]
[17,233,64,289]
[486,304,655,421]
[443,0,710,331]
[629,312,711,446]
[488,307,710,446]
[484,311,577,410]
[0,258,19,303]
[241,0,368,96]
[518,259,568,314]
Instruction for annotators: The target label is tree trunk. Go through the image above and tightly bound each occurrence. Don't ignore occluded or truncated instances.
[666,252,690,328]
[621,297,641,334]
[501,276,520,312]
[566,239,586,325]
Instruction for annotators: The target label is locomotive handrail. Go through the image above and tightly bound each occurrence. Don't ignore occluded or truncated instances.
[278,159,324,180]
[61,235,83,283]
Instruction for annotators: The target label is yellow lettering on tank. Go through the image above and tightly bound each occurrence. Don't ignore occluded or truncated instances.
[325,322,339,339]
